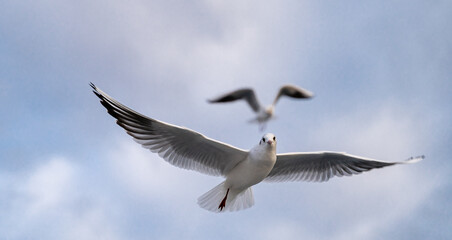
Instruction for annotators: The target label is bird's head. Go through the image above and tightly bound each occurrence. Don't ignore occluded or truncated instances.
[259,133,277,147]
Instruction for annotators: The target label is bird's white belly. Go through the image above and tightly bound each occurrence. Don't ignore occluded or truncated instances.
[225,154,275,191]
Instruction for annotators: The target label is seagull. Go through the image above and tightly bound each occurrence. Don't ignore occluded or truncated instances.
[208,85,314,130]
[91,83,424,213]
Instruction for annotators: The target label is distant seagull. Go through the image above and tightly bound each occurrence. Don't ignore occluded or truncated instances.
[208,85,314,130]
[91,83,424,213]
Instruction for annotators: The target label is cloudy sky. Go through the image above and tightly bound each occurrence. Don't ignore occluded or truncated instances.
[1,0,451,239]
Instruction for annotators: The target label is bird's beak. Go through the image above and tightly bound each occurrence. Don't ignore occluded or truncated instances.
[267,140,273,145]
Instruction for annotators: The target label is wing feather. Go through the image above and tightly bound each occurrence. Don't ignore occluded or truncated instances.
[272,85,314,106]
[265,151,424,182]
[91,83,248,177]
[208,88,261,112]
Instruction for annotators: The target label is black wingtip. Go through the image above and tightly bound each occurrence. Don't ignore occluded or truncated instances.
[90,82,98,93]
[293,90,314,99]
[90,82,105,101]
[411,155,425,160]
[404,155,425,164]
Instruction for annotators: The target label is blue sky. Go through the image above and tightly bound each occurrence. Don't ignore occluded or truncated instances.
[1,0,451,239]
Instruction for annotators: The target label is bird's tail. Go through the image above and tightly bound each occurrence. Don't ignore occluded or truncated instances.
[197,181,255,213]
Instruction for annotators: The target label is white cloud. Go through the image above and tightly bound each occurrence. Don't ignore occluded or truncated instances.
[65,205,122,240]
[257,219,315,240]
[0,157,124,240]
[309,102,425,158]
[19,157,75,215]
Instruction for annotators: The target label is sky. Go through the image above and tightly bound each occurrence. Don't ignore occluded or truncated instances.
[1,0,451,239]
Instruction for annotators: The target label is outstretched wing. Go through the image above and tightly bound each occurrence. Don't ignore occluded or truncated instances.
[265,151,423,182]
[272,85,313,106]
[91,83,248,177]
[208,88,261,112]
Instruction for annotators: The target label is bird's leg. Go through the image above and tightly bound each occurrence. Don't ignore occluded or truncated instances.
[218,188,230,211]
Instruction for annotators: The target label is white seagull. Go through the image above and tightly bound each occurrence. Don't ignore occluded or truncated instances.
[91,83,424,213]
[208,85,314,130]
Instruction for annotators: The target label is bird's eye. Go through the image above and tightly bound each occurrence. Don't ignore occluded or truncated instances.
[273,136,276,141]
[262,137,265,142]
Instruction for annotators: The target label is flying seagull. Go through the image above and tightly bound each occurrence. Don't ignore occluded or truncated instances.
[208,85,314,130]
[91,83,423,213]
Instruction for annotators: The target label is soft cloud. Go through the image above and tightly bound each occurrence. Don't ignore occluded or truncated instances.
[308,103,425,158]
[19,157,75,215]
[257,219,315,240]
[107,140,208,204]
[0,157,123,240]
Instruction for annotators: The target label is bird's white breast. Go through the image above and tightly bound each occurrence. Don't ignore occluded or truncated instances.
[225,144,276,191]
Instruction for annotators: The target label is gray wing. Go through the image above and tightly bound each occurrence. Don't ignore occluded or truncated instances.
[91,83,248,177]
[272,85,314,106]
[208,88,261,112]
[265,151,424,182]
